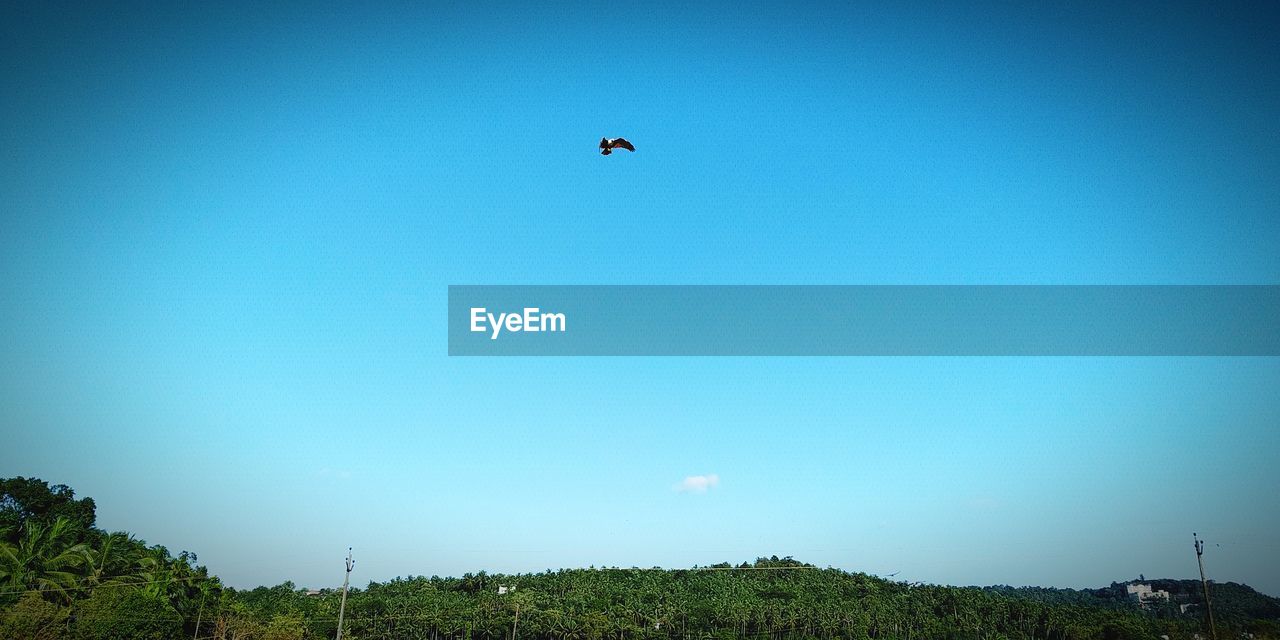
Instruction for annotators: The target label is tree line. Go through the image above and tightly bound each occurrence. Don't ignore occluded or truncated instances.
[3,477,1277,640]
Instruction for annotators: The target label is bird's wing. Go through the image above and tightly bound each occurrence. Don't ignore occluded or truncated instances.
[610,138,635,151]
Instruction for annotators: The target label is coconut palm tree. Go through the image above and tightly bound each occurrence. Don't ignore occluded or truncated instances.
[83,530,141,589]
[0,516,91,603]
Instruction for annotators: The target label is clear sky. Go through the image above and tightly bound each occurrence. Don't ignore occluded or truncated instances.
[2,1,1278,594]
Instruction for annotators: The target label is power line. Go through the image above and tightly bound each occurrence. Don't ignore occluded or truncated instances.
[0,573,219,597]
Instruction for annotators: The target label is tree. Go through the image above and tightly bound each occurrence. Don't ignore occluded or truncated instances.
[0,517,91,604]
[262,612,307,640]
[0,592,69,640]
[71,587,181,640]
[82,532,140,590]
[0,478,96,541]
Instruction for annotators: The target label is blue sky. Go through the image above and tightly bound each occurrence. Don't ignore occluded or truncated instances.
[2,1,1278,593]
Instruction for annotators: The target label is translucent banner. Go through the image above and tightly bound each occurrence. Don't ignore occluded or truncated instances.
[447,286,1280,356]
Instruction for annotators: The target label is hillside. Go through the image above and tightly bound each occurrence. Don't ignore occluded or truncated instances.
[3,478,1279,640]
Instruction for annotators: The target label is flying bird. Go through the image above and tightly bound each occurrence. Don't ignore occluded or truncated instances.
[600,137,635,155]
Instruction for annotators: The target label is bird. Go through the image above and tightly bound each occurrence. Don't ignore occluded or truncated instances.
[600,137,635,155]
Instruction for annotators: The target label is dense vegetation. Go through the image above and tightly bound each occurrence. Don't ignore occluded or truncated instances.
[2,478,1277,640]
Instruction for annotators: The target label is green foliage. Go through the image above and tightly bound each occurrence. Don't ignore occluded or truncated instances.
[70,587,181,640]
[0,477,223,638]
[1246,618,1280,640]
[262,612,308,640]
[216,562,1279,640]
[1136,579,1280,623]
[3,477,1279,640]
[0,478,97,542]
[0,592,70,640]
[0,517,91,603]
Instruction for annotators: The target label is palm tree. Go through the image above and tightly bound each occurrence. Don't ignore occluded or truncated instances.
[0,516,91,603]
[83,530,141,589]
[133,544,176,599]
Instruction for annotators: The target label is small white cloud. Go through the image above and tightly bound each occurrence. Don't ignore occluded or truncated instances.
[967,495,1001,511]
[318,468,353,480]
[675,474,720,493]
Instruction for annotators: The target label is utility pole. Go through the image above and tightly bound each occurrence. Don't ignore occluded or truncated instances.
[1193,533,1218,640]
[192,590,206,640]
[501,586,521,640]
[511,599,521,640]
[336,547,355,640]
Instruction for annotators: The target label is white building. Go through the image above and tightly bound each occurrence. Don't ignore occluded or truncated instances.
[1126,583,1170,606]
